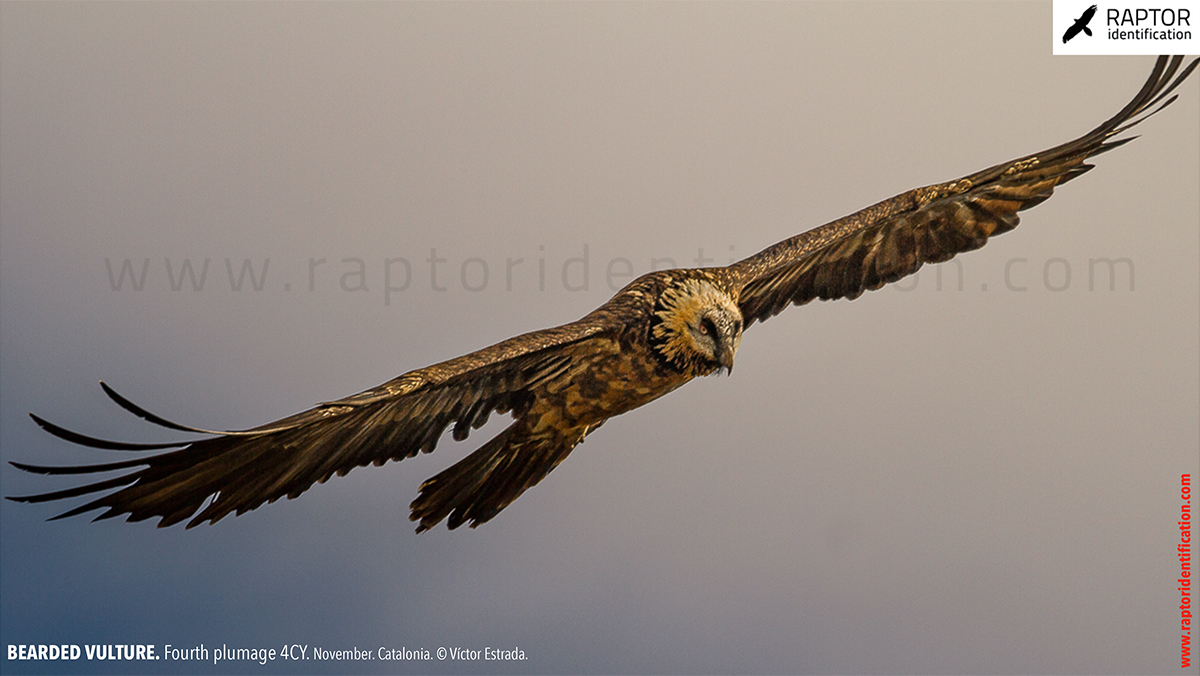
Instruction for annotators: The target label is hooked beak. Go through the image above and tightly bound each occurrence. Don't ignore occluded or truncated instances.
[717,344,736,375]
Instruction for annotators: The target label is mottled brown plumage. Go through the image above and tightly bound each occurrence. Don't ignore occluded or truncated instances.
[9,56,1197,532]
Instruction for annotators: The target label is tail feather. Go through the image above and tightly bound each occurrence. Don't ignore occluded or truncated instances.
[409,423,579,533]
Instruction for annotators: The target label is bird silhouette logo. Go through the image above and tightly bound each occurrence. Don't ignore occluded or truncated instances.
[1063,4,1098,43]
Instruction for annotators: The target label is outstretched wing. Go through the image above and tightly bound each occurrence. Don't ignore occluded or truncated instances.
[732,55,1197,326]
[8,318,617,528]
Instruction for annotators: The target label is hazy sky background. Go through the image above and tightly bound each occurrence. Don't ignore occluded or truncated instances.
[2,2,1197,674]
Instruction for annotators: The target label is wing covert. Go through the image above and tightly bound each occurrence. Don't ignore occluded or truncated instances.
[732,55,1198,325]
[9,318,616,528]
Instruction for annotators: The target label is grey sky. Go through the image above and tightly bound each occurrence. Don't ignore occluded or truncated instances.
[2,2,1197,674]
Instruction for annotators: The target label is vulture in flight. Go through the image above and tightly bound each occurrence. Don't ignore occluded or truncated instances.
[10,56,1198,532]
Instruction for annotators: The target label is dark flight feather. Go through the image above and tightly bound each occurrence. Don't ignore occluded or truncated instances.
[731,56,1197,325]
[12,318,617,528]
